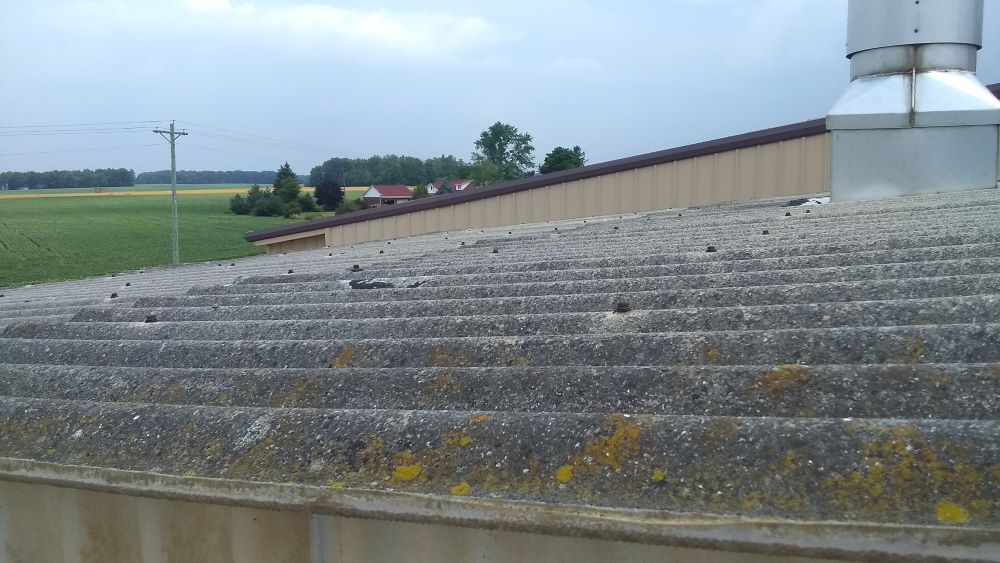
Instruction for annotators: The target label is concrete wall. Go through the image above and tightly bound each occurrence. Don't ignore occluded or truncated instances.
[257,133,831,253]
[0,480,843,563]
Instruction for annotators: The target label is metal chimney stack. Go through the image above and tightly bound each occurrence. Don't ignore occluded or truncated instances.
[827,0,1000,201]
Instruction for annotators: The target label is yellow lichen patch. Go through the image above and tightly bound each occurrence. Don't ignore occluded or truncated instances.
[443,432,473,448]
[328,482,346,489]
[555,415,643,485]
[651,470,666,482]
[823,425,985,518]
[274,378,321,408]
[450,482,471,496]
[753,365,811,399]
[182,470,196,478]
[392,463,422,481]
[331,347,357,368]
[469,414,491,424]
[897,338,927,364]
[928,371,953,386]
[936,502,971,525]
[696,341,723,364]
[431,348,475,368]
[216,393,232,406]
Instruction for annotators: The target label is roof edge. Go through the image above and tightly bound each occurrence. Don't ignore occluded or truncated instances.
[245,118,826,242]
[246,82,999,243]
[2,458,994,562]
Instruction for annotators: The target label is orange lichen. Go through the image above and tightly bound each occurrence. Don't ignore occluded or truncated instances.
[696,341,723,364]
[331,347,357,368]
[469,414,491,424]
[328,482,346,489]
[443,431,473,448]
[704,418,740,450]
[450,482,471,496]
[651,470,666,483]
[555,415,643,485]
[555,465,574,484]
[431,348,475,368]
[274,378,320,408]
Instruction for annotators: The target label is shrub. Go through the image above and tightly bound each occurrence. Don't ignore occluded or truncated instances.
[335,198,363,215]
[297,193,317,212]
[252,193,285,216]
[282,200,303,218]
[229,194,251,215]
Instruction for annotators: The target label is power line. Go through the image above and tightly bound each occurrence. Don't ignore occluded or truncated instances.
[0,128,152,137]
[0,143,161,157]
[184,143,283,162]
[0,120,166,129]
[177,120,358,155]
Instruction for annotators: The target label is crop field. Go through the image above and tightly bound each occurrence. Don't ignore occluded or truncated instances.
[0,184,370,198]
[0,192,305,287]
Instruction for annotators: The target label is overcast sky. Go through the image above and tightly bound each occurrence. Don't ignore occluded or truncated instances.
[1,0,998,176]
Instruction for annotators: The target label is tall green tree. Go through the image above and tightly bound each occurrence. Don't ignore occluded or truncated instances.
[314,177,344,211]
[471,122,535,184]
[273,162,301,203]
[412,184,430,199]
[539,146,587,175]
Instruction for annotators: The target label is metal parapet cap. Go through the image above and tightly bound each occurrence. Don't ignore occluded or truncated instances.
[827,0,1000,202]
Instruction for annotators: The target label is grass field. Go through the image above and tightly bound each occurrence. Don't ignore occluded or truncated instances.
[0,193,304,287]
[0,184,371,198]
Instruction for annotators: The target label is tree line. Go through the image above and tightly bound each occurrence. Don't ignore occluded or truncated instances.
[308,154,472,189]
[135,170,307,185]
[0,168,136,190]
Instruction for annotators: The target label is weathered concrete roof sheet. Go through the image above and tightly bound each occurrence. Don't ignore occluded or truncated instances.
[2,190,1000,533]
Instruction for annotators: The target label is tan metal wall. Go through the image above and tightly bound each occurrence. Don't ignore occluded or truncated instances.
[257,133,831,253]
[0,480,842,563]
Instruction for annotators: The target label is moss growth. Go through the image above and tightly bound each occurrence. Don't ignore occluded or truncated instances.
[753,365,811,399]
[274,378,321,408]
[331,347,357,368]
[897,338,927,364]
[695,341,723,364]
[430,348,476,368]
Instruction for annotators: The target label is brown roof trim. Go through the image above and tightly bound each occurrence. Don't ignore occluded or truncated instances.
[247,82,1000,243]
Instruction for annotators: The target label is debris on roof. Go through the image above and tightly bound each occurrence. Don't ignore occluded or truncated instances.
[1,189,999,530]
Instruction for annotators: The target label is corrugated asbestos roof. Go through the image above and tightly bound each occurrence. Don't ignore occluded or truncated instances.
[1,189,1000,533]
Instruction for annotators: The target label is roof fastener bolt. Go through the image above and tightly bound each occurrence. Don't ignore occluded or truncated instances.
[351,265,363,272]
[613,226,619,230]
[805,209,811,214]
[110,293,118,299]
[379,250,384,254]
[492,248,499,254]
[785,212,792,217]
[125,282,131,287]
[707,246,717,253]
[230,263,235,267]
[614,301,632,314]
[145,314,158,323]
[328,253,333,257]
[288,269,294,274]
[762,230,770,235]
[460,242,465,246]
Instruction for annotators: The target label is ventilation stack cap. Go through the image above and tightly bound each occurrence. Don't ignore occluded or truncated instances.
[827,0,1000,202]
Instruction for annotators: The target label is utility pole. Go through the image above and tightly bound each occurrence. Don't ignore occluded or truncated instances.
[153,121,188,265]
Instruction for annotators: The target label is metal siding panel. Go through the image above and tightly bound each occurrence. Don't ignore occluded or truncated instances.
[736,146,760,200]
[384,215,398,240]
[581,177,600,216]
[469,199,486,227]
[618,169,637,213]
[780,138,805,196]
[485,196,501,227]
[757,142,781,199]
[635,166,656,211]
[655,163,675,209]
[598,173,617,216]
[454,202,471,230]
[513,191,532,223]
[499,193,515,225]
[694,154,717,206]
[716,150,739,203]
[564,180,583,218]
[675,158,696,207]
[530,187,545,223]
[548,184,565,220]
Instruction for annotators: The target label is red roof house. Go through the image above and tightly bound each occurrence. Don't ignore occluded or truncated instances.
[362,185,413,207]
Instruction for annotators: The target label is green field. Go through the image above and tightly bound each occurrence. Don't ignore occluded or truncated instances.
[0,194,303,287]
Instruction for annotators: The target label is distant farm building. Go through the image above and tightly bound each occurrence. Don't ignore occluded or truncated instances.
[361,185,413,207]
